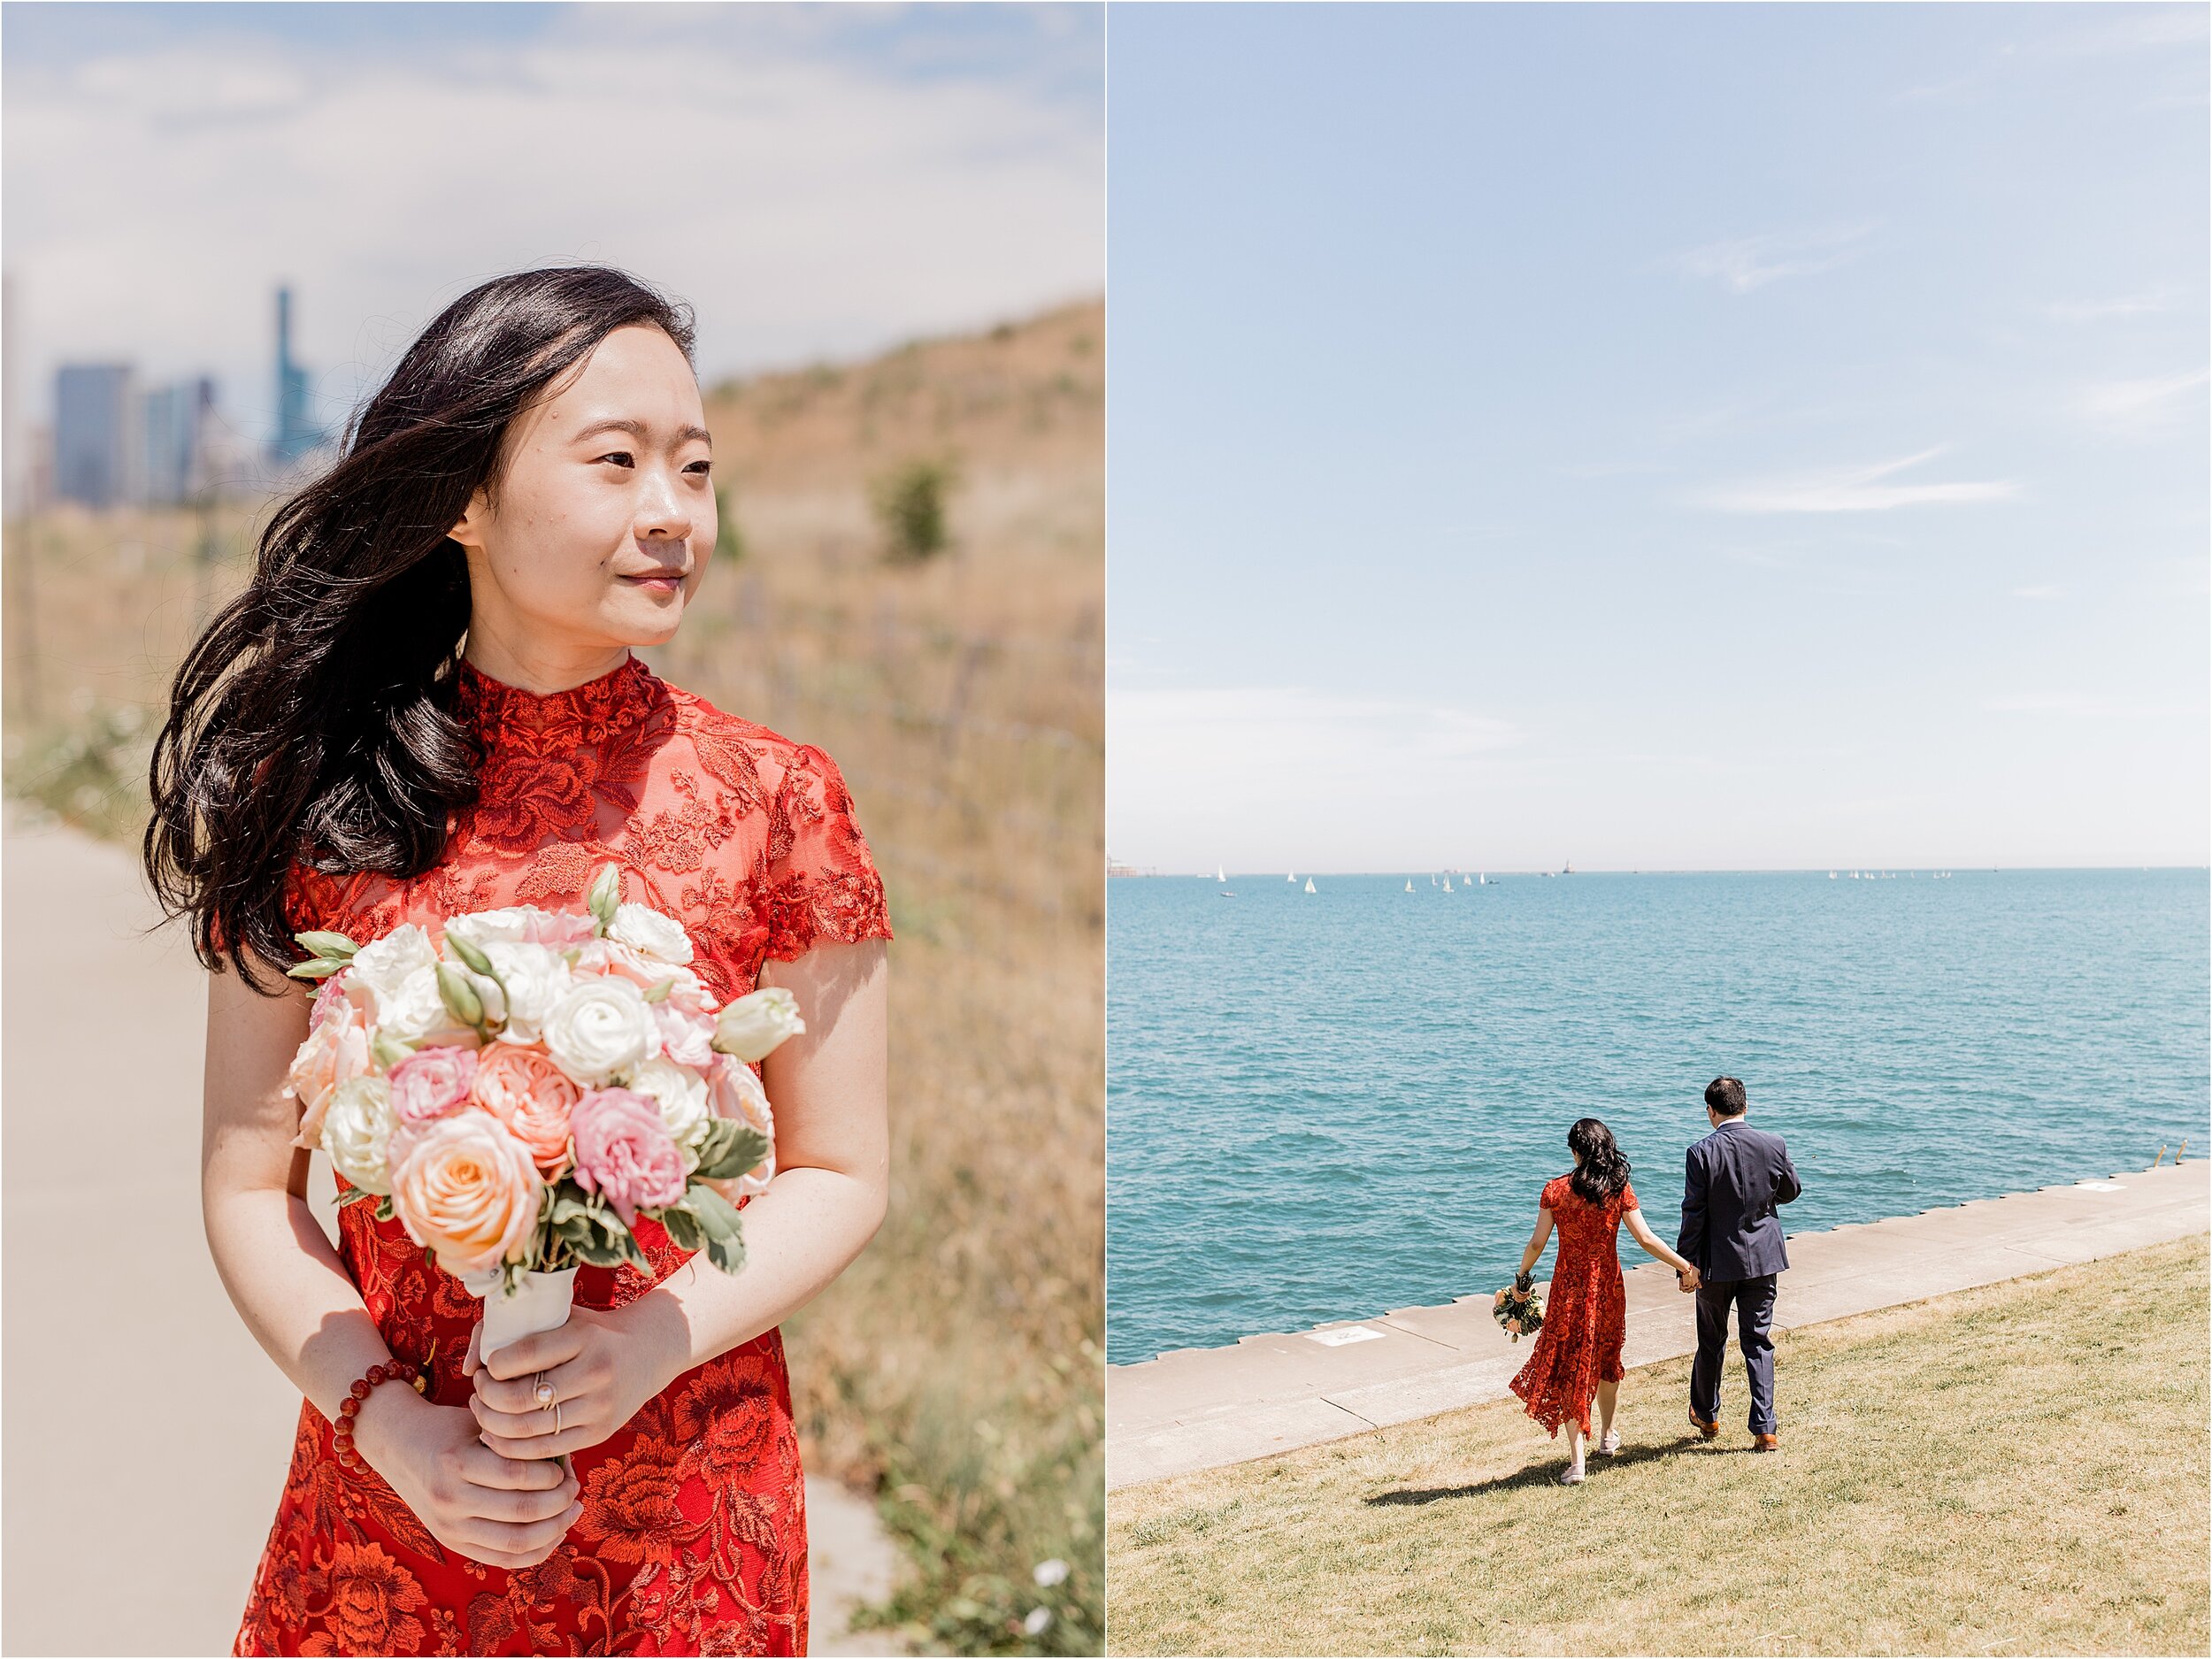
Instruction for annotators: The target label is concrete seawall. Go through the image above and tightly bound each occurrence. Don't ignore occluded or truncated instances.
[1107,1158,2209,1490]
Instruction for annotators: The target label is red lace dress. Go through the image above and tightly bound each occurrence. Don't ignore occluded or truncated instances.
[233,653,892,1657]
[1509,1175,1639,1438]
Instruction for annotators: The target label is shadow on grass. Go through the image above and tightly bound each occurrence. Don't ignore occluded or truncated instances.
[1364,1432,1743,1506]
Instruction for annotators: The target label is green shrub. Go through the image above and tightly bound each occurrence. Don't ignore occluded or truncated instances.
[873,459,958,565]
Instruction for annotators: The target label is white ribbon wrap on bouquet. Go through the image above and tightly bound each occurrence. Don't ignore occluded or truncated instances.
[462,1263,580,1359]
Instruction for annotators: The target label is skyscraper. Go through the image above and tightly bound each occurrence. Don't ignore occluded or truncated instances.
[140,376,217,504]
[271,284,326,465]
[54,364,134,509]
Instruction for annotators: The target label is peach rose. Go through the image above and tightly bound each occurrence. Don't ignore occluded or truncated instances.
[389,1112,542,1279]
[471,1044,581,1180]
[287,1000,371,1153]
[703,1056,777,1201]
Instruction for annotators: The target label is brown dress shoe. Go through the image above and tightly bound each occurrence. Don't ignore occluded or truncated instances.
[1752,1433,1780,1452]
[1691,1415,1719,1440]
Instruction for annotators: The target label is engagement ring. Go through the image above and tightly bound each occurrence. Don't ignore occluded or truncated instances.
[534,1375,556,1409]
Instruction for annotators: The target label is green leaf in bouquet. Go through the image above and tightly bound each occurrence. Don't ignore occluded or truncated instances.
[286,956,349,980]
[692,1120,772,1183]
[374,1194,396,1223]
[371,1032,414,1071]
[684,1182,749,1273]
[657,1204,705,1254]
[445,933,495,978]
[549,1190,595,1227]
[642,977,675,1004]
[435,961,485,1027]
[293,930,361,960]
[334,1183,380,1209]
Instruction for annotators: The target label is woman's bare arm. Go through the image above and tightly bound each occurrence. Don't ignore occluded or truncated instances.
[614,938,889,1384]
[200,958,398,1421]
[1516,1204,1555,1281]
[1624,1203,1697,1281]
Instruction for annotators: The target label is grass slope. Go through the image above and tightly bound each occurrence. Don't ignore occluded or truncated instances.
[1109,1234,2209,1657]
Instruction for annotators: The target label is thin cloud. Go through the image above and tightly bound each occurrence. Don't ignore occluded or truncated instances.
[4,20,1102,436]
[2043,285,2185,322]
[1983,693,2197,719]
[2011,584,2066,600]
[1671,224,1874,294]
[2077,366,2210,436]
[1686,447,2020,514]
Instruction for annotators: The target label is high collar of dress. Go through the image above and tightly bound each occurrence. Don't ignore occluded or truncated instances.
[456,651,657,748]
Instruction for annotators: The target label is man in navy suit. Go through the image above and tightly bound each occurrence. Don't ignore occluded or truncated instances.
[1677,1076,1801,1450]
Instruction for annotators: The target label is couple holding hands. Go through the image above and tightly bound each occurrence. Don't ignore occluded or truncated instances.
[1506,1078,1804,1484]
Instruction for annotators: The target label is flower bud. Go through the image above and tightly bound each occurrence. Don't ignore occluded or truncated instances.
[711,987,806,1064]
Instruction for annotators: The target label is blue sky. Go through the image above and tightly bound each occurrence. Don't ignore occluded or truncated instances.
[4,2,1101,445]
[1107,3,2208,872]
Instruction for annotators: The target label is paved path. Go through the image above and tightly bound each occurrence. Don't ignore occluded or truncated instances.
[1108,1156,2208,1490]
[1,816,901,1655]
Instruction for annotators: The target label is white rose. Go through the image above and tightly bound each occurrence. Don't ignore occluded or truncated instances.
[541,975,658,1086]
[480,941,572,1044]
[322,1075,398,1194]
[628,1056,713,1167]
[345,925,438,1019]
[443,906,556,952]
[610,902,695,964]
[376,960,462,1040]
[712,987,806,1064]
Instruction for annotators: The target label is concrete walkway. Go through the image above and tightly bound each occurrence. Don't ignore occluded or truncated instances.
[1,815,901,1655]
[1108,1157,2208,1490]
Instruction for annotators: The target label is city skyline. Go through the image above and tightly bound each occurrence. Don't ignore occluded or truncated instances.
[1108,4,2208,873]
[4,2,1102,449]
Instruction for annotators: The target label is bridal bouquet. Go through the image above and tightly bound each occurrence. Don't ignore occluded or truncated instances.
[1493,1277,1545,1342]
[280,864,800,1358]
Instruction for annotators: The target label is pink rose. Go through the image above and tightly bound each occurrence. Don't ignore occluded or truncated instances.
[570,1087,688,1230]
[526,910,598,948]
[472,1044,581,1179]
[388,1045,479,1126]
[311,969,351,1028]
[654,1001,718,1070]
[286,1000,370,1152]
[389,1111,542,1279]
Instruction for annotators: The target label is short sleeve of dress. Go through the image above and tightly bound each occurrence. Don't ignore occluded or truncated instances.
[1621,1180,1640,1213]
[761,742,894,962]
[1540,1175,1568,1210]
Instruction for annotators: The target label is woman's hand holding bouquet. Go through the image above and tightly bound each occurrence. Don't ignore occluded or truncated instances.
[1493,1270,1545,1342]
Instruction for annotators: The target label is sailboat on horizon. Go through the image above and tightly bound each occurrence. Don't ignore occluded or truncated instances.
[1217,864,1226,883]
[1304,877,1317,893]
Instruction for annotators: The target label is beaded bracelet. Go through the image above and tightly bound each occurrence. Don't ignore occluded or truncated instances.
[332,1358,427,1476]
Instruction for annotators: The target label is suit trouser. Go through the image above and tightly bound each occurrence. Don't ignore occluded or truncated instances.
[1690,1273,1778,1435]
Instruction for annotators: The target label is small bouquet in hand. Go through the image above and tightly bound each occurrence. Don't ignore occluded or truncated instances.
[1494,1272,1545,1342]
[280,862,803,1379]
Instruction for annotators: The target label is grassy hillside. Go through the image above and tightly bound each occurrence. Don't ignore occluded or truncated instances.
[2,296,1104,1655]
[1108,1233,2210,1657]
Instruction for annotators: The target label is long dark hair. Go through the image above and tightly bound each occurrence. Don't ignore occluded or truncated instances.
[144,266,697,992]
[1568,1118,1632,1204]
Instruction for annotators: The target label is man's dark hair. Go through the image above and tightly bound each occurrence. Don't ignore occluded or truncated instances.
[1705,1076,1747,1118]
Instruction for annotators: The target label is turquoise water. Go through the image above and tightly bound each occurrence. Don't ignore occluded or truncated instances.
[1106,870,2209,1364]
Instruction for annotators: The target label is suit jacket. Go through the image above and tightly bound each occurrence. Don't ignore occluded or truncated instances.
[1677,1118,1801,1281]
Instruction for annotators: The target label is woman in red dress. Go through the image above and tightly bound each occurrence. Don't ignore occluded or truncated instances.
[1508,1118,1701,1485]
[150,268,892,1655]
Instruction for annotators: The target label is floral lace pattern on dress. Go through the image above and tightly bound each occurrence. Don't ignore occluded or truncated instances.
[234,653,891,1657]
[1509,1175,1640,1439]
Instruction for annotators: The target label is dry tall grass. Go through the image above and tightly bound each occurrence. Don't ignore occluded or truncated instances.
[1107,1233,2211,1657]
[1,298,1104,1655]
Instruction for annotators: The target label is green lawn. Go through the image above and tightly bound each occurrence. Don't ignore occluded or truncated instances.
[1109,1234,2210,1656]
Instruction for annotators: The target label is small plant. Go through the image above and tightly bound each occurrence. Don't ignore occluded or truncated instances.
[713,483,745,565]
[4,695,157,842]
[872,458,958,565]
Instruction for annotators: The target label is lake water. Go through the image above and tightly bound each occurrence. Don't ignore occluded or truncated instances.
[1106,869,2209,1364]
